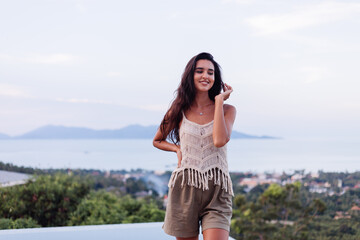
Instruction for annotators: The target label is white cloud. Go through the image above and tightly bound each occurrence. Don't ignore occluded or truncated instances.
[245,2,360,35]
[0,54,80,64]
[139,104,168,112]
[106,72,123,77]
[55,98,113,104]
[222,0,255,4]
[297,66,329,83]
[28,54,79,64]
[55,98,168,112]
[0,84,31,98]
[275,33,338,49]
[75,3,87,13]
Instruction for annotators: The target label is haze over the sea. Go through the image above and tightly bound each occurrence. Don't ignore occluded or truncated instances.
[1,138,359,173]
[1,0,359,140]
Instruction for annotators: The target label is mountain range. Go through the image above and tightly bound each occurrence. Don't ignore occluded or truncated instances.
[0,125,279,140]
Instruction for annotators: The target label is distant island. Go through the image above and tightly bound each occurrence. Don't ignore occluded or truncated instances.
[0,125,280,140]
[0,133,10,139]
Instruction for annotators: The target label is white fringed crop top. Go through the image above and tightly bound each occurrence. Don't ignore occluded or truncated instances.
[167,112,234,196]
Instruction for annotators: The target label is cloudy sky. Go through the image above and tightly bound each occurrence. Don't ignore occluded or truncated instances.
[1,0,360,138]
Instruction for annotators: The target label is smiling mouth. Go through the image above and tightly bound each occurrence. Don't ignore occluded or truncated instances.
[200,81,209,84]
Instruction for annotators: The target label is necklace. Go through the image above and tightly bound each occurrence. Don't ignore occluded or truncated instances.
[191,103,213,116]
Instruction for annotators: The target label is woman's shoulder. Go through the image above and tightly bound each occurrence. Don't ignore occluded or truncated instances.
[223,103,236,114]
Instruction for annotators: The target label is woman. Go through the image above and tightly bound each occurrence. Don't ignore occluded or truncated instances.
[153,52,236,240]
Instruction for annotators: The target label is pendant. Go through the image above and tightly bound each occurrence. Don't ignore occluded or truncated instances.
[200,112,203,116]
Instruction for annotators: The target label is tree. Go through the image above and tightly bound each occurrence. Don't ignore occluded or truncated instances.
[0,173,91,227]
[69,191,165,225]
[68,190,125,225]
[0,218,40,229]
[231,183,327,240]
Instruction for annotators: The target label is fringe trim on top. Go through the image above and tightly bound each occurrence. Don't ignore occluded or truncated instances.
[168,167,234,196]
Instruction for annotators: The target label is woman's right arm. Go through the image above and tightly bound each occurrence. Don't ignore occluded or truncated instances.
[153,128,182,167]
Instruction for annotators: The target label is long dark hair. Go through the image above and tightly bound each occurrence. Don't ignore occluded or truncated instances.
[159,52,224,144]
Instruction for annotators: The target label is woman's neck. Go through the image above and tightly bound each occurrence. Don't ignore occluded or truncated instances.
[193,92,213,108]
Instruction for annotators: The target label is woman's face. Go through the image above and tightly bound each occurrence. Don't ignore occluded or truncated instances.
[193,59,215,93]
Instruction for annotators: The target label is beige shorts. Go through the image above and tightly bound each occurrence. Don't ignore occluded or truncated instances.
[162,168,233,238]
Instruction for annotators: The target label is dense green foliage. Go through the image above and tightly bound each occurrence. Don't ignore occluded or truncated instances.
[321,188,360,215]
[230,182,360,240]
[0,174,91,227]
[2,162,360,239]
[306,217,360,240]
[68,191,164,225]
[0,218,40,229]
[0,161,162,197]
[231,182,326,239]
[0,173,165,229]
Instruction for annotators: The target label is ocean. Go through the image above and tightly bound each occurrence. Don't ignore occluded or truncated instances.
[0,137,359,173]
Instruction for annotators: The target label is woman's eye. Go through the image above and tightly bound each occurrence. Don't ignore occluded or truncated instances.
[208,72,214,75]
[196,70,203,74]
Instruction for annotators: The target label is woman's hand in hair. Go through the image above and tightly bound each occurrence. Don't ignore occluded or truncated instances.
[216,83,233,101]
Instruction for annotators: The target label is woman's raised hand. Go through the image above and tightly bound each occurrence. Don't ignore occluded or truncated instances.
[216,83,233,101]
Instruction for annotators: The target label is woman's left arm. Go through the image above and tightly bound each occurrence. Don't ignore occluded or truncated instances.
[213,84,237,148]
